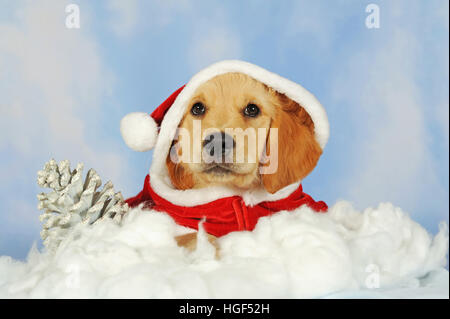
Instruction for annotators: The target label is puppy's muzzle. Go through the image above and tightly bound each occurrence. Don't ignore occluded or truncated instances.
[202,132,235,163]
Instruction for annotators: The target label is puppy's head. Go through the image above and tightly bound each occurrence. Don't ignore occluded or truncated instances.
[166,72,322,193]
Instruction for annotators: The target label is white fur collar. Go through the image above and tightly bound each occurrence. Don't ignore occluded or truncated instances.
[149,169,301,207]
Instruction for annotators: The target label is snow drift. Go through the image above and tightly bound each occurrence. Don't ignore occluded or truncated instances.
[0,201,448,298]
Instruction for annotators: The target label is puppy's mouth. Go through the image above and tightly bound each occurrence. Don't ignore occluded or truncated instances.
[202,164,235,175]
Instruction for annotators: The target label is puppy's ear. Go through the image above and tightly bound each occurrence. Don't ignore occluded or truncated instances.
[166,145,194,190]
[261,93,322,194]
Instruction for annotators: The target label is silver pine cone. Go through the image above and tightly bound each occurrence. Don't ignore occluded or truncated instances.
[37,159,129,251]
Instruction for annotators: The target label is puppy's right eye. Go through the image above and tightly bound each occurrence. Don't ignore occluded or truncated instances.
[191,102,206,116]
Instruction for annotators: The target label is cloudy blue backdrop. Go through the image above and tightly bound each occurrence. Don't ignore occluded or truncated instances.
[0,0,448,259]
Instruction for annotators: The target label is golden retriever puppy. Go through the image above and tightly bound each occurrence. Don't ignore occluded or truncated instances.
[168,72,322,252]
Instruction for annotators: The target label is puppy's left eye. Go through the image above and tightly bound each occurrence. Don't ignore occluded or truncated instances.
[243,104,260,117]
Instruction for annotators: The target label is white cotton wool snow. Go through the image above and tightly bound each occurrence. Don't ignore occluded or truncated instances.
[0,201,448,298]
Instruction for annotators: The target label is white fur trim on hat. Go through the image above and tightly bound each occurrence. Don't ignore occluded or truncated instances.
[120,112,158,152]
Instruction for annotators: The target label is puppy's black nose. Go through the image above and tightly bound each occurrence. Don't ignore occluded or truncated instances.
[203,132,235,162]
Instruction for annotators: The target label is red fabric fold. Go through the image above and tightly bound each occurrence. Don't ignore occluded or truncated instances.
[126,175,327,237]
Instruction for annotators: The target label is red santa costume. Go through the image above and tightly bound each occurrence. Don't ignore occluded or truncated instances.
[120,60,329,237]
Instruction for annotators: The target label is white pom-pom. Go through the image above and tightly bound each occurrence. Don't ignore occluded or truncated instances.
[120,112,158,151]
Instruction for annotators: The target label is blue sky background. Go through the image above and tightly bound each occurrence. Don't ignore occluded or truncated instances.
[0,0,448,260]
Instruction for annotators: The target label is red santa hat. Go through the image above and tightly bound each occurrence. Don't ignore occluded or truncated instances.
[120,60,329,207]
[120,85,185,152]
